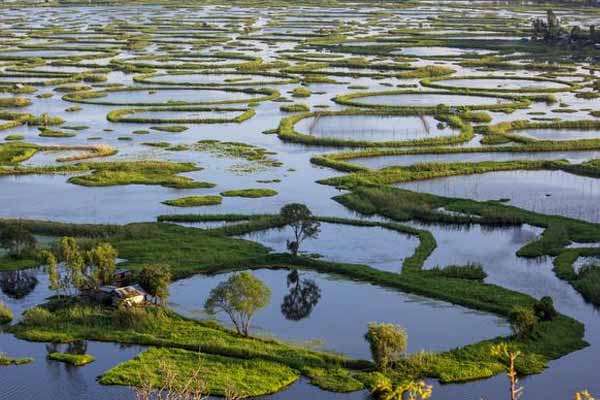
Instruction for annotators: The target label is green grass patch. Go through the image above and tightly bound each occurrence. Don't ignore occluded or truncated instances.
[100,347,299,396]
[48,352,95,366]
[162,195,223,207]
[220,188,278,198]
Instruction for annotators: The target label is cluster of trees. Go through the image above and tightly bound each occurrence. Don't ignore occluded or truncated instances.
[39,237,171,305]
[0,224,37,259]
[532,10,600,45]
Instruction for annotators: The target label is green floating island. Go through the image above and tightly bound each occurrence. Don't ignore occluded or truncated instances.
[38,128,76,138]
[5,135,25,141]
[0,355,33,365]
[162,195,223,207]
[149,125,188,133]
[48,352,95,366]
[99,347,299,397]
[220,188,278,198]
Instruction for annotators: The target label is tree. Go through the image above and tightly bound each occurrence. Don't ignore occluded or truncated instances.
[281,269,321,321]
[364,322,407,371]
[205,271,271,337]
[48,238,118,295]
[279,203,320,256]
[85,242,118,290]
[138,264,171,305]
[491,343,523,400]
[0,224,36,258]
[509,306,537,339]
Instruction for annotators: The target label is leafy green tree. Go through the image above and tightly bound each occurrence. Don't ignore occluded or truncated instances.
[279,203,320,256]
[365,322,407,371]
[85,243,118,290]
[205,271,271,336]
[509,306,538,339]
[40,250,62,297]
[138,264,171,305]
[0,224,36,258]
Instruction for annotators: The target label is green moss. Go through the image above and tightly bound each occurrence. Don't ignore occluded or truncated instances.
[0,302,13,324]
[149,125,188,133]
[38,128,76,138]
[291,86,311,98]
[220,188,278,198]
[0,354,33,365]
[280,103,309,112]
[100,347,299,397]
[48,352,95,366]
[162,195,223,207]
[4,135,25,141]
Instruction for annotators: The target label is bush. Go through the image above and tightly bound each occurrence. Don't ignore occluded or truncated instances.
[22,306,51,325]
[533,296,558,321]
[429,263,487,281]
[364,322,407,371]
[0,302,13,324]
[509,306,538,339]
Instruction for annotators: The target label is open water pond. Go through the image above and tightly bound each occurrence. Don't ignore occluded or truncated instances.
[353,92,511,107]
[435,78,570,91]
[391,47,496,56]
[397,170,600,223]
[169,268,510,359]
[295,115,459,142]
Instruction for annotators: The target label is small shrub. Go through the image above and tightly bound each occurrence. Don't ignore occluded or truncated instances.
[509,306,538,339]
[0,302,13,324]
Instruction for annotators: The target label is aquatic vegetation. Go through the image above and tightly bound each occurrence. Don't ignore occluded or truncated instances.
[220,188,278,198]
[38,127,76,138]
[162,195,223,207]
[48,352,95,366]
[0,302,13,324]
[149,125,188,133]
[107,107,255,124]
[193,140,282,173]
[0,354,32,365]
[100,347,300,397]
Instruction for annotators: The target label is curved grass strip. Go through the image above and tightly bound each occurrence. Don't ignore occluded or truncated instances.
[100,347,300,397]
[162,195,223,207]
[421,75,578,93]
[333,89,548,111]
[484,119,600,144]
[277,109,473,148]
[133,71,299,87]
[48,352,95,366]
[220,188,278,198]
[107,107,255,124]
[0,142,116,165]
[318,159,600,189]
[554,249,600,307]
[63,86,279,106]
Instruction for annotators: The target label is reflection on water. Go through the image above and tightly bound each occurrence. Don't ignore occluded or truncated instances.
[295,115,458,142]
[0,270,38,299]
[281,270,321,321]
[169,269,509,359]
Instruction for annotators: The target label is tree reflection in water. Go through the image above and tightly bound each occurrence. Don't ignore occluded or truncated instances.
[0,270,38,299]
[281,270,321,321]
